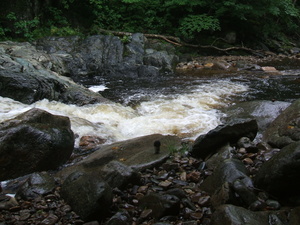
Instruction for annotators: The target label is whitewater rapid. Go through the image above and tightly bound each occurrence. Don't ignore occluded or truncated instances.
[0,80,248,147]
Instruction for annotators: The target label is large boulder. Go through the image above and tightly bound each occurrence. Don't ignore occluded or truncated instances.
[57,134,182,181]
[191,119,258,160]
[0,108,74,181]
[200,159,256,208]
[61,171,113,222]
[0,41,108,105]
[263,98,300,148]
[254,141,300,202]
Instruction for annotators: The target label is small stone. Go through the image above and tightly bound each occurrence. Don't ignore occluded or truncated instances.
[140,209,152,219]
[197,196,210,206]
[40,214,58,225]
[180,172,187,181]
[242,158,253,165]
[158,180,172,188]
[137,186,148,193]
[186,171,201,182]
[83,221,100,225]
[238,148,247,154]
[266,199,281,210]
[190,193,202,203]
[135,193,144,200]
[19,210,31,221]
[190,211,203,220]
[204,63,214,68]
[261,66,280,74]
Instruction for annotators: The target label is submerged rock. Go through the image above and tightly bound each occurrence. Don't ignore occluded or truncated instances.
[0,108,74,181]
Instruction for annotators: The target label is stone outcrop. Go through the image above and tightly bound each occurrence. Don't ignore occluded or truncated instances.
[0,108,74,181]
[263,98,300,148]
[0,34,178,106]
[0,41,108,105]
[36,33,178,80]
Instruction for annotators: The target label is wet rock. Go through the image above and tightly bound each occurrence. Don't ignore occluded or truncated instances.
[101,161,140,189]
[211,204,287,225]
[263,98,300,148]
[139,193,180,219]
[57,134,181,181]
[201,159,255,208]
[16,172,56,200]
[237,137,258,153]
[61,171,113,222]
[222,100,290,133]
[191,119,258,160]
[232,179,258,207]
[254,141,300,201]
[37,34,178,80]
[0,195,19,210]
[40,214,58,225]
[79,136,106,150]
[205,143,234,170]
[261,66,280,74]
[0,108,74,181]
[0,41,107,105]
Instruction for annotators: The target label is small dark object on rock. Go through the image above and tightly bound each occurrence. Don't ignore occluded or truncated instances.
[154,140,161,154]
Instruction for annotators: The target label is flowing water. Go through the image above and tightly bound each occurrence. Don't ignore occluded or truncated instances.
[1,66,299,147]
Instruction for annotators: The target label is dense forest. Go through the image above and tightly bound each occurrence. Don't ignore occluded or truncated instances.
[1,0,300,52]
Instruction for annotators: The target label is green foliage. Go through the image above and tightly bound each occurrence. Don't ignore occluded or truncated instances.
[179,15,220,39]
[5,12,40,40]
[0,0,299,46]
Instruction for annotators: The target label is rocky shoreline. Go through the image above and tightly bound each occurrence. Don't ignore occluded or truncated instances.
[1,98,300,225]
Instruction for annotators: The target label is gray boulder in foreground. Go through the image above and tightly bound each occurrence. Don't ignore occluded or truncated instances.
[61,171,113,222]
[254,141,300,202]
[0,108,74,181]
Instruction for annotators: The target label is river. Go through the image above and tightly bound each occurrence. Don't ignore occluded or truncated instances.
[0,64,299,147]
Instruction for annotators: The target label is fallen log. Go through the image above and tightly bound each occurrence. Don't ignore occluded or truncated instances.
[97,28,275,56]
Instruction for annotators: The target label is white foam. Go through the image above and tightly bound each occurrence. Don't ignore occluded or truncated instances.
[0,80,248,146]
[88,85,109,92]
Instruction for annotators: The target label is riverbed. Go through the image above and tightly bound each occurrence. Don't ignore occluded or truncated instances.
[0,58,299,147]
